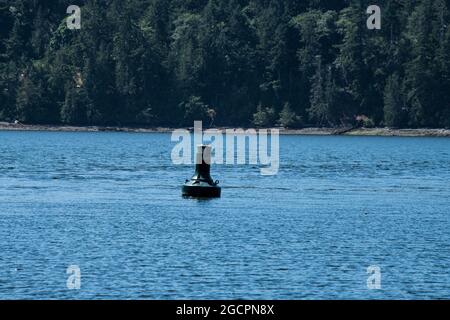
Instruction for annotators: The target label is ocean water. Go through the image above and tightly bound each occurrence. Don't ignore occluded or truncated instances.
[0,131,449,300]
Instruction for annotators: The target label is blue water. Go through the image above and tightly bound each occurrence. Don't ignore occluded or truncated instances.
[0,131,449,299]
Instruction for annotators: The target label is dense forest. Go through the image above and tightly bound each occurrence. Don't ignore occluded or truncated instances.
[0,0,449,128]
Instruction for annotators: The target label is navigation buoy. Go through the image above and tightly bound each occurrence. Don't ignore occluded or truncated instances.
[182,145,221,198]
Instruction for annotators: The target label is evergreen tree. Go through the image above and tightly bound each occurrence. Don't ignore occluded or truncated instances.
[308,58,341,126]
[61,85,93,125]
[0,0,449,129]
[404,0,449,127]
[179,95,210,126]
[383,74,405,127]
[15,73,45,123]
[252,104,276,127]
[278,103,302,128]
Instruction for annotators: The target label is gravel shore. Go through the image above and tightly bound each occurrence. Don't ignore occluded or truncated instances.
[1,122,449,137]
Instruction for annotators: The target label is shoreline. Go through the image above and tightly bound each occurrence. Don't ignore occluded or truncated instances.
[0,122,449,137]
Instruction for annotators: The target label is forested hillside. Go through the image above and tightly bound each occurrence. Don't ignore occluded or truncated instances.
[1,0,449,128]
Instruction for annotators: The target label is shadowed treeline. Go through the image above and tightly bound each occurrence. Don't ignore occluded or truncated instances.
[0,0,449,128]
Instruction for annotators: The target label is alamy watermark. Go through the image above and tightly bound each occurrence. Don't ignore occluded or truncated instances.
[66,5,81,30]
[367,265,382,290]
[66,265,81,290]
[367,5,381,30]
[171,121,279,176]
[65,4,380,31]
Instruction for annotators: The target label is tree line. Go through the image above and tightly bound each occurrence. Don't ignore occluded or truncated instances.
[1,0,449,128]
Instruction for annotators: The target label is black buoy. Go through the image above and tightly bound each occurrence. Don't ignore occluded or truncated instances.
[182,145,221,198]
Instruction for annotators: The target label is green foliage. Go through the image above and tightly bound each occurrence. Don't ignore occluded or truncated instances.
[15,67,52,124]
[61,86,93,125]
[278,103,302,128]
[308,59,343,126]
[179,96,210,126]
[384,74,405,127]
[252,104,276,127]
[0,0,449,128]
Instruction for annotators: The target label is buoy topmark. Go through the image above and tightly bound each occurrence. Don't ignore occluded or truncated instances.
[182,145,221,198]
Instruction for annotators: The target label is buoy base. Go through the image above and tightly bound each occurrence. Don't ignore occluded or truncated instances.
[182,182,221,198]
